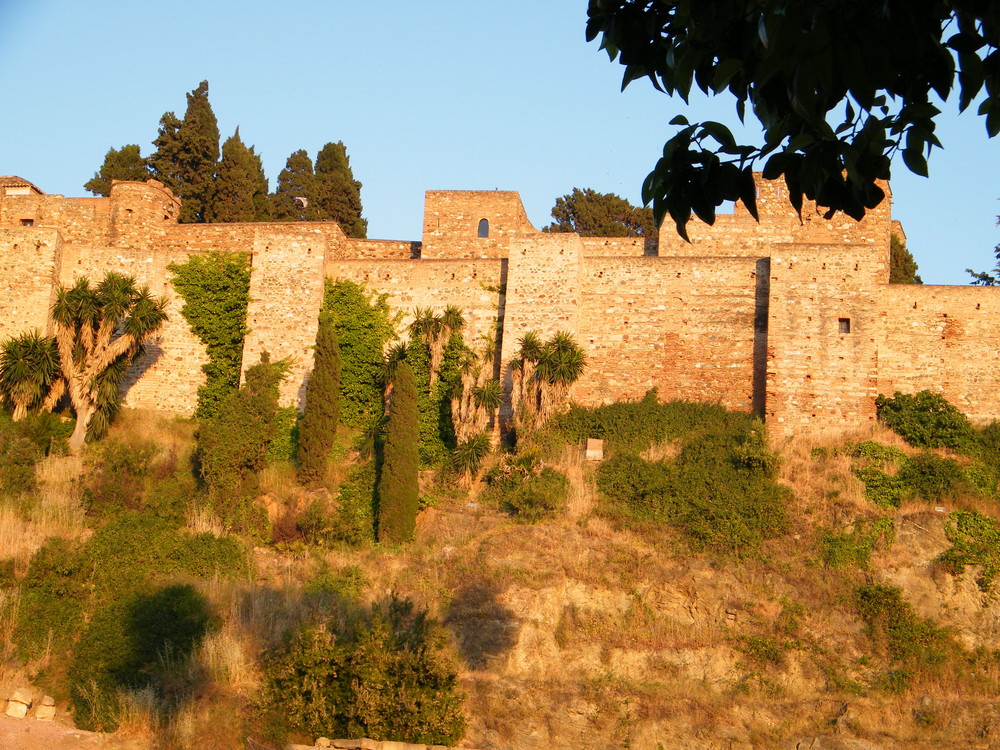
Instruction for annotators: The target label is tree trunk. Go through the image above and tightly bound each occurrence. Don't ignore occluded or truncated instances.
[68,404,93,455]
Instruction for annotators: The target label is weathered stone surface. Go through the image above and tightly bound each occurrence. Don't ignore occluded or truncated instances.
[5,701,28,718]
[34,703,56,721]
[9,688,32,706]
[40,695,54,707]
[2,173,998,440]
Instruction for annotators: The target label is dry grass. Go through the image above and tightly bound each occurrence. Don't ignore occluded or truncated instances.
[186,503,224,537]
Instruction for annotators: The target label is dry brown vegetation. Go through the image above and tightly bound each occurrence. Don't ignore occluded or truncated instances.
[3,407,1000,750]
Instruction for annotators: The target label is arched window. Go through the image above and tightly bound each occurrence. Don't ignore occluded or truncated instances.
[477,218,489,238]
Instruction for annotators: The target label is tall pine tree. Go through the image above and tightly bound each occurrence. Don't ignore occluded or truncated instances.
[377,360,419,544]
[297,313,341,486]
[84,145,150,196]
[314,141,367,238]
[271,150,320,221]
[208,128,269,223]
[148,81,220,223]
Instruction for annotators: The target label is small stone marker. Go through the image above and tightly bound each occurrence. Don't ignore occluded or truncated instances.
[585,438,604,461]
[5,688,32,718]
[35,695,56,721]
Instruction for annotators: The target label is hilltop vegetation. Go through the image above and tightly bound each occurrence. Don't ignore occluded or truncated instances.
[2,378,1000,747]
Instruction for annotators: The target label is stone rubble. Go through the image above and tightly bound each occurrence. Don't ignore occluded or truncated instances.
[4,689,57,721]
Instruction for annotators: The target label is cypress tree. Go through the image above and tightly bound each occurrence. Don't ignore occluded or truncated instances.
[271,150,320,221]
[297,313,341,485]
[314,141,367,238]
[377,360,419,544]
[208,128,266,223]
[248,145,273,221]
[148,112,184,194]
[84,145,149,196]
[149,81,220,223]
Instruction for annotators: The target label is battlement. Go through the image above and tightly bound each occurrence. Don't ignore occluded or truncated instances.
[0,173,997,441]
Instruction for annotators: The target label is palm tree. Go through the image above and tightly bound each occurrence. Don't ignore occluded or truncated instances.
[510,331,543,435]
[51,272,167,453]
[535,331,586,425]
[0,331,61,421]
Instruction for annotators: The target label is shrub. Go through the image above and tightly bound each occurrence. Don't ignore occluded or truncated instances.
[304,565,367,601]
[260,598,465,745]
[502,467,569,523]
[898,452,971,501]
[937,510,1000,592]
[855,582,953,692]
[596,420,790,557]
[267,406,299,463]
[450,433,491,482]
[0,411,70,497]
[69,584,216,731]
[553,390,736,455]
[821,517,895,569]
[301,463,378,547]
[82,439,157,520]
[853,467,907,508]
[876,391,977,452]
[14,538,88,661]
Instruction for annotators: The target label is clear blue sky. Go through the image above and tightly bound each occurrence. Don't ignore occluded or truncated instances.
[0,1,996,284]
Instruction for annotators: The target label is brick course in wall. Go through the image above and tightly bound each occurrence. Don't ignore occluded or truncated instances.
[0,174,996,439]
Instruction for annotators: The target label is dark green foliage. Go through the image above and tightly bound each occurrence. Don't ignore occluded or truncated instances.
[889,233,923,284]
[501,467,569,523]
[207,128,269,223]
[450,434,491,480]
[407,335,466,466]
[298,313,341,485]
[70,585,215,731]
[84,513,250,601]
[260,598,465,744]
[854,467,908,508]
[542,187,655,236]
[314,141,367,238]
[84,144,149,196]
[898,452,971,501]
[855,583,954,692]
[322,279,397,427]
[167,252,251,418]
[149,81,220,223]
[937,510,1000,592]
[300,462,378,546]
[595,414,789,556]
[0,330,61,421]
[82,439,157,520]
[377,361,419,544]
[15,538,88,661]
[553,390,738,455]
[0,412,68,496]
[586,2,1000,236]
[272,150,320,221]
[821,517,895,569]
[197,353,286,533]
[304,565,367,601]
[876,391,977,451]
[266,406,299,463]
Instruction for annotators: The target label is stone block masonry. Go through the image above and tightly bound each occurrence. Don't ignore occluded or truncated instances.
[0,172,997,439]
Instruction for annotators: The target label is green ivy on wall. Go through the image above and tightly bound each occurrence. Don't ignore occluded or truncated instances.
[167,252,251,418]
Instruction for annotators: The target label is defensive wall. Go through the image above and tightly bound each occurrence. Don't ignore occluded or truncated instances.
[0,174,998,440]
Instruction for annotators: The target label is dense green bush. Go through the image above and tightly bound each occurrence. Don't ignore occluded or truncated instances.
[553,390,737,455]
[855,582,953,692]
[82,439,157,519]
[502,467,569,523]
[898,452,971,501]
[876,391,977,451]
[299,462,377,547]
[297,312,341,485]
[821,517,894,569]
[595,416,789,556]
[937,510,1000,592]
[14,538,89,661]
[260,598,465,745]
[0,412,70,497]
[69,584,216,731]
[266,406,299,463]
[322,279,398,427]
[168,252,252,419]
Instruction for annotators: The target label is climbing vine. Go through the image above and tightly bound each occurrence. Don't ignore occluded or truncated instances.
[167,252,251,418]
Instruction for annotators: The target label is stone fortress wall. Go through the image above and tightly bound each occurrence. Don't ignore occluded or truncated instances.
[0,174,997,440]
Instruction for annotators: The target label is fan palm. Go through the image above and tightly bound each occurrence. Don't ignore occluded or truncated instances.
[0,330,61,421]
